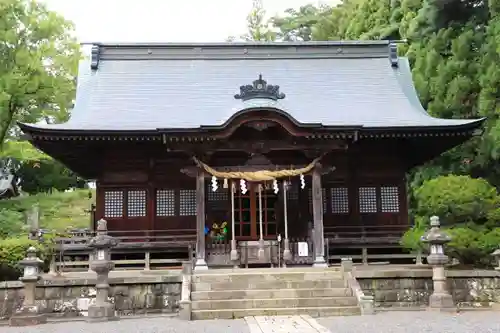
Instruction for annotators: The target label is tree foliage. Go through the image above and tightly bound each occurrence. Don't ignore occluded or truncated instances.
[0,0,80,144]
[0,0,81,193]
[270,0,500,187]
[229,0,276,42]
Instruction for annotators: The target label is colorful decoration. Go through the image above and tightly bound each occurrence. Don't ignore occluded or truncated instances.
[209,221,228,240]
[211,175,218,192]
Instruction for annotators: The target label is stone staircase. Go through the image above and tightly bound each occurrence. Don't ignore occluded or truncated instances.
[191,267,361,320]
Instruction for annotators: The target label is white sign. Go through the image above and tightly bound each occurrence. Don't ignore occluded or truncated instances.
[298,242,308,257]
[97,250,105,260]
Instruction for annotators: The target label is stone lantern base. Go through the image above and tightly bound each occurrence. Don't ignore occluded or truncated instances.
[9,307,47,327]
[87,303,118,323]
[428,293,456,312]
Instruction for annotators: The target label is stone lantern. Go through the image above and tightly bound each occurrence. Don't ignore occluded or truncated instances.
[87,219,119,322]
[491,249,500,270]
[9,246,47,327]
[421,216,455,311]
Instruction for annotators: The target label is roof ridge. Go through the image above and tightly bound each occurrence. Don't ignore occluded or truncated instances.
[82,40,393,48]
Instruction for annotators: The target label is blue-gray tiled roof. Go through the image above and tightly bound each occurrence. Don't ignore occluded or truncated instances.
[21,41,483,132]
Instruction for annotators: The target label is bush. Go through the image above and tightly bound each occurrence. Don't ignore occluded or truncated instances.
[414,175,499,226]
[0,237,52,279]
[402,175,500,267]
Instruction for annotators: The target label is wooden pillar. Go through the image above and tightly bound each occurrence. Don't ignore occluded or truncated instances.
[312,163,327,267]
[194,171,208,270]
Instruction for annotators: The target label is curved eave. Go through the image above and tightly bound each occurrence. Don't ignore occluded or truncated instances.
[361,118,486,133]
[18,122,162,137]
[19,116,486,141]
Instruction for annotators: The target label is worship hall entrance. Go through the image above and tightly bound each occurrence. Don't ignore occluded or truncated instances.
[233,182,279,241]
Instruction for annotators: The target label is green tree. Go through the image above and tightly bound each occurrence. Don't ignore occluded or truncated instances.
[17,159,85,194]
[0,0,80,147]
[229,0,276,42]
[271,4,331,41]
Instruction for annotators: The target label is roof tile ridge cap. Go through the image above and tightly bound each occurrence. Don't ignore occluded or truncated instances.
[90,44,101,70]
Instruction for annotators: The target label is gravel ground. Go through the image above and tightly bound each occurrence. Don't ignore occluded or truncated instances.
[1,317,250,333]
[318,311,500,333]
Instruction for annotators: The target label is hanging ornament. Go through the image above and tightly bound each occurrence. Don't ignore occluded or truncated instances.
[240,179,247,194]
[211,175,218,192]
[223,178,228,189]
[273,179,279,194]
[300,174,305,189]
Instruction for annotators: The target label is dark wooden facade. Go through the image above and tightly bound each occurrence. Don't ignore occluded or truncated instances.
[93,136,410,242]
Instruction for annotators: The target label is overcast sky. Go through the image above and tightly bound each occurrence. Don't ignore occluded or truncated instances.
[41,0,337,43]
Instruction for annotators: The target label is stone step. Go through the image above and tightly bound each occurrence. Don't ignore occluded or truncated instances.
[192,296,358,310]
[192,278,345,291]
[192,270,342,284]
[191,287,352,301]
[192,306,361,320]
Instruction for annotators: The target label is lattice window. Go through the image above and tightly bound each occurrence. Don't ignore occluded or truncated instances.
[127,190,147,217]
[330,187,349,214]
[156,189,176,217]
[207,183,229,202]
[381,186,399,213]
[308,188,327,214]
[359,187,377,213]
[179,189,197,216]
[104,191,123,218]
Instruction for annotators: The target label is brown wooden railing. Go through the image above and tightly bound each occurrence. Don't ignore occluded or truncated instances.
[55,228,196,249]
[48,224,415,271]
[324,225,409,244]
[52,228,196,272]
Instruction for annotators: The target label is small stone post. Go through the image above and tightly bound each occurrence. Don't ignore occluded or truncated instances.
[87,219,119,322]
[422,216,455,311]
[179,261,193,320]
[9,246,47,327]
[491,249,500,270]
[27,205,40,240]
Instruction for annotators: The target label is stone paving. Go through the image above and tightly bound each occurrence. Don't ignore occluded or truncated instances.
[319,311,500,333]
[245,315,330,332]
[2,311,500,333]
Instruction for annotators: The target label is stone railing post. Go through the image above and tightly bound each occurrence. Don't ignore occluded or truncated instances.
[421,216,455,311]
[9,246,47,327]
[87,219,119,322]
[179,261,193,320]
[340,257,374,315]
[491,249,500,270]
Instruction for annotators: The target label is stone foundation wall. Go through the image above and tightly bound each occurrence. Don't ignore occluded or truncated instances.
[0,274,181,319]
[356,268,500,308]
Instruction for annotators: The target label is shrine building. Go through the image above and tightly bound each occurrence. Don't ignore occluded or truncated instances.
[19,41,484,269]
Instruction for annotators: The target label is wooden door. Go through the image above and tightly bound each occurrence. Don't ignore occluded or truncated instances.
[233,182,278,240]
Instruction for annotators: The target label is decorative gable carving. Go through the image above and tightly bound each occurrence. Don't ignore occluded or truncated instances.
[234,74,286,101]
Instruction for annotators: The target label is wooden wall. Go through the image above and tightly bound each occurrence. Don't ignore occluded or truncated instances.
[94,139,409,238]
